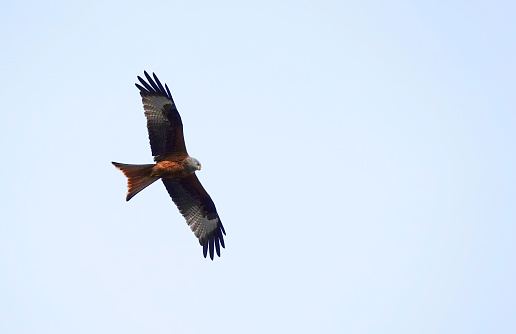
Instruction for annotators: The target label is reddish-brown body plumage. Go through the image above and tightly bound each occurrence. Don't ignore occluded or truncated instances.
[151,156,190,178]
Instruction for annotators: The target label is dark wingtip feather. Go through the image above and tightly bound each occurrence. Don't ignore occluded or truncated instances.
[143,70,152,83]
[215,233,221,257]
[219,231,225,249]
[208,238,215,260]
[153,73,167,97]
[136,71,173,100]
[165,84,172,100]
[203,242,208,258]
[196,222,226,260]
[135,83,149,93]
[137,75,154,92]
[144,71,160,92]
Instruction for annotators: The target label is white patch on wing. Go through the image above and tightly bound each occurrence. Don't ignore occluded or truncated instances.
[195,216,219,240]
[142,95,173,118]
[184,203,219,240]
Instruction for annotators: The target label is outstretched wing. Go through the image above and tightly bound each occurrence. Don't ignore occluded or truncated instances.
[135,71,187,161]
[162,174,226,260]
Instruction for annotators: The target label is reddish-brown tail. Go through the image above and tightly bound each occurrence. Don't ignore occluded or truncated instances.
[112,162,159,201]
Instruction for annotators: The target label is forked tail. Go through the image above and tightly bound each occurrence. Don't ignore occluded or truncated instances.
[112,162,158,201]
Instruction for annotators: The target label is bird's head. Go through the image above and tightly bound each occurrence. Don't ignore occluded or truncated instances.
[186,157,202,173]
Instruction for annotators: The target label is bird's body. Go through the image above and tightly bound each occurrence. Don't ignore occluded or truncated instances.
[112,72,225,260]
[152,156,195,177]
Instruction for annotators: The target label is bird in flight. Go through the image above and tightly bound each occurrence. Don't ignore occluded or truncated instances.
[112,71,225,260]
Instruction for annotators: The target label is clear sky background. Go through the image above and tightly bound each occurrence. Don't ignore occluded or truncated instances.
[1,1,515,333]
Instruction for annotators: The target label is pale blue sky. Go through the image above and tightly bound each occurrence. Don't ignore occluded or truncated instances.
[1,1,515,333]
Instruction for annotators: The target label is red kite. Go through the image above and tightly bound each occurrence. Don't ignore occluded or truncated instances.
[112,72,225,260]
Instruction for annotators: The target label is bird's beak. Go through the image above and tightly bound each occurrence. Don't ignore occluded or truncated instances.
[197,165,201,170]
